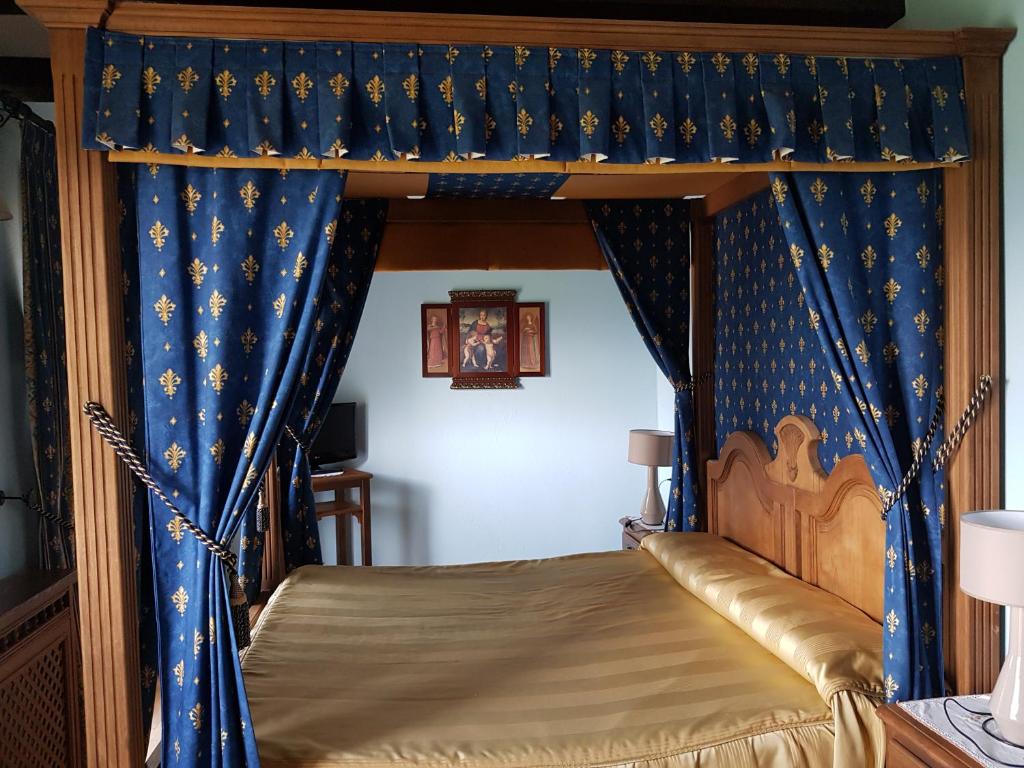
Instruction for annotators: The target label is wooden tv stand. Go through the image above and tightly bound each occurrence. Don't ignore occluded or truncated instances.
[311,469,373,566]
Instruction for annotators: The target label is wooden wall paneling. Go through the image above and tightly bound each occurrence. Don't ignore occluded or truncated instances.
[689,206,716,524]
[46,15,147,767]
[377,199,606,270]
[942,29,1014,695]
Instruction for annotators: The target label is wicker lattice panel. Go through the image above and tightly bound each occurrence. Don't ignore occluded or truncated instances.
[0,643,70,768]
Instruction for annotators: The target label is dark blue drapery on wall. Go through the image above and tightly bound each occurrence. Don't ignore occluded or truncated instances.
[587,200,698,531]
[84,28,969,166]
[770,170,946,702]
[238,198,385,596]
[134,163,345,766]
[21,117,74,570]
[713,187,861,467]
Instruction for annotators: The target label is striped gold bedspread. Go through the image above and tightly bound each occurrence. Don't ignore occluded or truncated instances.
[242,534,884,768]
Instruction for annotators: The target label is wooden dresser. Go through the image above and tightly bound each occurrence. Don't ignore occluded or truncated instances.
[0,570,82,768]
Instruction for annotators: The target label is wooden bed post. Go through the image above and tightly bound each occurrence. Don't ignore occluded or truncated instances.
[690,207,716,525]
[17,2,147,765]
[943,28,1015,696]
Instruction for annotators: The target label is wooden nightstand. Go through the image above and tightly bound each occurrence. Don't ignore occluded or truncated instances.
[877,701,987,767]
[619,517,658,551]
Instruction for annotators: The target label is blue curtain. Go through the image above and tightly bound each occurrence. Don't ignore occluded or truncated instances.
[587,200,698,531]
[20,117,74,570]
[713,187,861,467]
[238,198,385,598]
[84,28,969,166]
[770,170,945,702]
[134,163,345,766]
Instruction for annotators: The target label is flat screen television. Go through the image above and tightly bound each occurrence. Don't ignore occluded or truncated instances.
[310,402,357,468]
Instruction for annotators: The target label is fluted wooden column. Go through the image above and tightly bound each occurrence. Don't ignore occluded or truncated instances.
[943,28,1015,695]
[18,2,147,763]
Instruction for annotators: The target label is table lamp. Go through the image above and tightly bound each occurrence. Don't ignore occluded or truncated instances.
[628,429,674,527]
[961,510,1024,745]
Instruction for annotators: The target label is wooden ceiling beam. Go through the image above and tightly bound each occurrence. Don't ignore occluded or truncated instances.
[55,2,1012,58]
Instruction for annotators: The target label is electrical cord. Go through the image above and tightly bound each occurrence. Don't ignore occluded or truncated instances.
[943,697,1024,767]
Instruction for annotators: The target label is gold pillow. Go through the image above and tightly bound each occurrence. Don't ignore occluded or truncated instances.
[642,532,884,704]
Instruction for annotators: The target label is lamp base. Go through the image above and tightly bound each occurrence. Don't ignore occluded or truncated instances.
[639,465,666,528]
[992,605,1024,745]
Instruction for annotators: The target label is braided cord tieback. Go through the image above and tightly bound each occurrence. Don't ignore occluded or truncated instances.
[880,374,993,521]
[83,401,252,649]
[673,370,714,393]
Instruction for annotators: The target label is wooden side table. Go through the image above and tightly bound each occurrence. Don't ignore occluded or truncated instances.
[619,517,659,551]
[877,701,986,767]
[312,469,373,566]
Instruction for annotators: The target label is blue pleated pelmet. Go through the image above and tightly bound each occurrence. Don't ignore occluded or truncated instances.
[84,28,969,165]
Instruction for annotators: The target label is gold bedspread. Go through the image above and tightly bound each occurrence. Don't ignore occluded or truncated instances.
[243,538,883,768]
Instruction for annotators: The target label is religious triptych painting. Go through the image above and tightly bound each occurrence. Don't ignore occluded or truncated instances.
[420,291,546,388]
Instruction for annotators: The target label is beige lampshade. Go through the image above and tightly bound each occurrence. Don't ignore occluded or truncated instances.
[960,510,1024,607]
[627,429,674,467]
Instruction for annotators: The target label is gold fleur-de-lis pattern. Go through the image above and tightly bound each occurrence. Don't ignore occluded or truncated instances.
[426,172,567,199]
[762,170,946,703]
[87,30,969,164]
[586,200,698,532]
[714,189,859,467]
[238,199,387,593]
[129,162,348,764]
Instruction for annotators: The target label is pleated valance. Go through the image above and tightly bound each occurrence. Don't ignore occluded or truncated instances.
[84,28,970,166]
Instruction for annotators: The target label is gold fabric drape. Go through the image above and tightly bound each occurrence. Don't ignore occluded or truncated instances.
[242,535,883,767]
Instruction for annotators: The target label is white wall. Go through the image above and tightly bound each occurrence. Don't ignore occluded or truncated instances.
[0,104,54,579]
[899,3,1022,516]
[325,270,662,565]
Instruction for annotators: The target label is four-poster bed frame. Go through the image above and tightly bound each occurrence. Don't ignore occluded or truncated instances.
[15,0,1013,763]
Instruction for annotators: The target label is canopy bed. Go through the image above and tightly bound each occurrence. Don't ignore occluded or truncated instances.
[13,1,1013,765]
[242,418,886,768]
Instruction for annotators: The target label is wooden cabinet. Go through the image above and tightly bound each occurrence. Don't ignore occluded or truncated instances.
[0,570,82,768]
[876,703,984,768]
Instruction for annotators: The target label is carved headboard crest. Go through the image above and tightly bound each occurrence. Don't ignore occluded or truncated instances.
[707,415,884,623]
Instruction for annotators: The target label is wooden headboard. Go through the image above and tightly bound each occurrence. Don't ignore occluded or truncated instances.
[707,415,884,623]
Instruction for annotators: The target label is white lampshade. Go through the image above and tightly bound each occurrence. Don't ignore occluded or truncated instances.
[961,510,1024,607]
[961,510,1024,745]
[627,429,673,467]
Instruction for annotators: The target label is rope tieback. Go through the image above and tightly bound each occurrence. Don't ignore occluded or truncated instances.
[879,374,993,521]
[284,424,311,453]
[83,401,252,648]
[673,371,714,393]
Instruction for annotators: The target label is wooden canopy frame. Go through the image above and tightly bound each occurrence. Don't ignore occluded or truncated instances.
[15,1,1013,764]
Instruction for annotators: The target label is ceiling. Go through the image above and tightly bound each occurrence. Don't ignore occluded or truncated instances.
[0,0,905,101]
